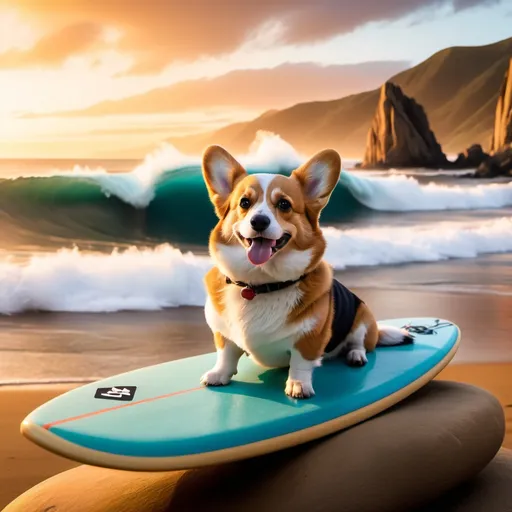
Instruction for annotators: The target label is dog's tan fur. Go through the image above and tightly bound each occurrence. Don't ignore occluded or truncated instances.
[200,145,409,398]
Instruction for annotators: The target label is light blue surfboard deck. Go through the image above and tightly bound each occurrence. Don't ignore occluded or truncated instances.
[21,317,460,471]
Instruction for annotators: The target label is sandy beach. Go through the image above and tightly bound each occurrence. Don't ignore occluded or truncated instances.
[0,385,78,509]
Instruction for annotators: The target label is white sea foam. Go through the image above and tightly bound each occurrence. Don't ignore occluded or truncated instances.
[53,144,196,208]
[0,245,212,314]
[1,217,511,314]
[341,172,512,211]
[323,217,512,268]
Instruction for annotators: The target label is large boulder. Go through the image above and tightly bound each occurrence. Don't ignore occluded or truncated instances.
[361,82,448,169]
[490,58,512,153]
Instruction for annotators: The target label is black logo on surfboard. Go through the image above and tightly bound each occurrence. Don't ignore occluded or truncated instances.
[94,386,137,401]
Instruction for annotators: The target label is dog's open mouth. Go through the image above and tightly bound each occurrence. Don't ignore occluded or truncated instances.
[238,233,291,265]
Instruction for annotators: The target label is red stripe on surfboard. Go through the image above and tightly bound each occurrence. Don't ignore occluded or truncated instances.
[43,386,204,430]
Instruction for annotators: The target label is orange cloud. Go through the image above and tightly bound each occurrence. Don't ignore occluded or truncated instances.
[0,0,500,73]
[23,61,409,117]
[0,22,103,68]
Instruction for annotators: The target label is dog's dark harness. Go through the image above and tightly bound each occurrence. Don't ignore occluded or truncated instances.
[325,279,363,353]
[224,275,362,352]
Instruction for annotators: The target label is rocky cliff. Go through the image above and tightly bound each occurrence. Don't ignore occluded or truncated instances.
[490,58,512,153]
[475,58,512,178]
[361,83,448,169]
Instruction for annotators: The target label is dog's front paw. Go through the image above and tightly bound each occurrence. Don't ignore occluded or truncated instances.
[285,379,315,399]
[346,348,368,367]
[200,369,234,387]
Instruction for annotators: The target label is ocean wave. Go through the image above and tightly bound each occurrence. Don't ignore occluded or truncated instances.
[0,132,511,248]
[323,217,512,267]
[341,172,512,211]
[0,245,211,314]
[1,217,511,314]
[41,131,304,208]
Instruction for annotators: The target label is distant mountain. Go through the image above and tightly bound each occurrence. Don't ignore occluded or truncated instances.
[170,37,512,158]
[29,61,407,118]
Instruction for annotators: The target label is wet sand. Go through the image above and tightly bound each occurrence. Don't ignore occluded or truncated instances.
[1,285,512,384]
[0,385,78,509]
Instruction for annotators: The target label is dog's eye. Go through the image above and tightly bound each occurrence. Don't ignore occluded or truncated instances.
[277,198,291,212]
[240,197,251,209]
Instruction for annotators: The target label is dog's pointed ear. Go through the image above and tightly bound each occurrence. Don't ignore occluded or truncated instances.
[202,145,247,218]
[292,149,341,227]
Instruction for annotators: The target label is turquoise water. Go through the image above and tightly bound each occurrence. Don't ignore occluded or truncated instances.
[0,166,368,248]
[3,161,511,251]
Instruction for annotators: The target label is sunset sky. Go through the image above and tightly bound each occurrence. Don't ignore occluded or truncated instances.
[0,0,511,158]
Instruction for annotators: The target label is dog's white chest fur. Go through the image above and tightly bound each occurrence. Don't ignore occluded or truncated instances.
[205,284,316,368]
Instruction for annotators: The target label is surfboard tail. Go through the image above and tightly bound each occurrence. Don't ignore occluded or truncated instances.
[376,324,414,346]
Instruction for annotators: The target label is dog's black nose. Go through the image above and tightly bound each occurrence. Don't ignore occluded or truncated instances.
[250,214,271,232]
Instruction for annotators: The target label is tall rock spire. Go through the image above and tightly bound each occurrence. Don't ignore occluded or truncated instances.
[490,58,512,153]
[362,82,447,169]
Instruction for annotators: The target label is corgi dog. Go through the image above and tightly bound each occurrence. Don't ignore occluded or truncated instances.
[200,145,413,399]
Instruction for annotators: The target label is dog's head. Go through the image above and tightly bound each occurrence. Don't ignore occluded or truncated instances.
[202,145,341,283]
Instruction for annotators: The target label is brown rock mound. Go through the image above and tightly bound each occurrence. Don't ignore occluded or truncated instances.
[361,82,448,169]
[490,58,512,153]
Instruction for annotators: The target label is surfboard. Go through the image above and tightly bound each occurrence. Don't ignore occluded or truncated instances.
[21,317,460,471]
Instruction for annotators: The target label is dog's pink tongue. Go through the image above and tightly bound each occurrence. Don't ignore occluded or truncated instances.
[247,238,276,265]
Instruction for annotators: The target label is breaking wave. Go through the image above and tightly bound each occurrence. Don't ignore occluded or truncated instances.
[0,132,511,247]
[1,216,511,314]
